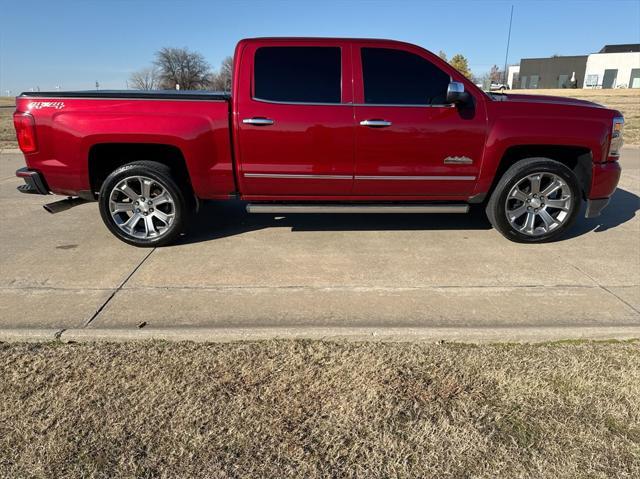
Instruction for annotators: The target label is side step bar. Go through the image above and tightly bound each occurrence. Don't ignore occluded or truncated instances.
[246,204,469,214]
[43,197,89,214]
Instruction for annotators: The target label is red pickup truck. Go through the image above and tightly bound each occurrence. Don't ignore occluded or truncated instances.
[14,37,623,246]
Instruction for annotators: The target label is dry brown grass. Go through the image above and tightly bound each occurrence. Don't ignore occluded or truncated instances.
[1,340,639,478]
[0,97,15,107]
[515,88,640,145]
[0,98,16,149]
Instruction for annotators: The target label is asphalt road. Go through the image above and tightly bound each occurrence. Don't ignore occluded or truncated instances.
[1,147,639,342]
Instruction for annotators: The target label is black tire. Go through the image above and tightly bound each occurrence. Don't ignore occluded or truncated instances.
[486,158,582,243]
[98,161,191,247]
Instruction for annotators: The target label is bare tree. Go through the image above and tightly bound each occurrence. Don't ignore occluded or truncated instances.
[208,56,234,92]
[129,67,160,90]
[489,65,503,83]
[154,47,212,90]
[438,50,447,62]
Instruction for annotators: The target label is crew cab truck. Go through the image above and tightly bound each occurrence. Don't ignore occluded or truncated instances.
[14,37,623,247]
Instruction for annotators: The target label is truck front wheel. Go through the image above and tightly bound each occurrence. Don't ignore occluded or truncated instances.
[486,158,582,243]
[98,161,190,247]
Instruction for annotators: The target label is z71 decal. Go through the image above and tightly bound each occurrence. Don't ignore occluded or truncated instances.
[28,101,65,110]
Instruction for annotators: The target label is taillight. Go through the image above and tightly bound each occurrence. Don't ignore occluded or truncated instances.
[13,113,38,153]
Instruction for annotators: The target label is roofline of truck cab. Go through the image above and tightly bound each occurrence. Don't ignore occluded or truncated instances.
[240,36,409,43]
[238,36,434,51]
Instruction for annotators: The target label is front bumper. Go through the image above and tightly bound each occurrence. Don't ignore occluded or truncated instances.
[585,198,610,218]
[16,167,49,195]
[585,161,621,218]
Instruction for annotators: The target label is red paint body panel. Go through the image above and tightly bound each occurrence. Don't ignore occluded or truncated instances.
[233,39,355,196]
[475,97,617,199]
[15,97,235,198]
[15,37,622,206]
[350,40,487,197]
[590,161,622,198]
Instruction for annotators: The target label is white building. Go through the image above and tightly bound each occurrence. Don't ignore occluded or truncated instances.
[507,65,520,89]
[583,44,640,88]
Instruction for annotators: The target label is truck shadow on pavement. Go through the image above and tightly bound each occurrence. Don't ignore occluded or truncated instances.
[179,187,639,245]
[568,188,639,239]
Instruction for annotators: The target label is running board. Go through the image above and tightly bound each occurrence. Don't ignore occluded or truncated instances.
[43,197,89,214]
[246,204,469,214]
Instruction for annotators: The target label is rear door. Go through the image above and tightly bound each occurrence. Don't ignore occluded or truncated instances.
[235,40,354,197]
[352,43,487,198]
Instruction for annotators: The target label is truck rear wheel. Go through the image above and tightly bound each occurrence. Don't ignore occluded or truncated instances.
[98,161,190,247]
[486,158,582,243]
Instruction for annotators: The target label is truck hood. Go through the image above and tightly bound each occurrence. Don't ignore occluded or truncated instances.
[497,93,604,109]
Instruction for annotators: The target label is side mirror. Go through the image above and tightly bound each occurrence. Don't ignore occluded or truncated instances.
[446,81,470,105]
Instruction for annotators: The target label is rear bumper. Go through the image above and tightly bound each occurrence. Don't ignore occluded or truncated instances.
[16,167,49,195]
[585,161,621,218]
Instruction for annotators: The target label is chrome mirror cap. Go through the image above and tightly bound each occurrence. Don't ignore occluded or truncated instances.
[448,81,465,94]
[446,81,470,104]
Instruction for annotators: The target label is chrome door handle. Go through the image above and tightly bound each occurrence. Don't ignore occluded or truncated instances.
[360,119,392,128]
[242,117,275,126]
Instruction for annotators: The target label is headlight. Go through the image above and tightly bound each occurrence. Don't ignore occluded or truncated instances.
[609,116,624,158]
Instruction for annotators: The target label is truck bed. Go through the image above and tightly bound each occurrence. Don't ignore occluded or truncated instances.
[16,91,235,199]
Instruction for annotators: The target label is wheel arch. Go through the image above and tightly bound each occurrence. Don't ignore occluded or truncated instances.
[88,143,192,199]
[484,145,592,203]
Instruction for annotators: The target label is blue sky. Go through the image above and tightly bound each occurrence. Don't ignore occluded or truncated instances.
[1,0,639,94]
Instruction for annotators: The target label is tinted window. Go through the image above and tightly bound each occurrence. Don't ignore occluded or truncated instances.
[254,47,341,103]
[361,48,450,105]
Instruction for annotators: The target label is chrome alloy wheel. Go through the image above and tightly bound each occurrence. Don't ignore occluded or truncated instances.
[504,172,572,236]
[108,175,176,239]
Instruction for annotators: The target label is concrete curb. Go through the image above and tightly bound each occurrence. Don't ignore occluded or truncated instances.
[1,326,639,343]
[0,329,63,342]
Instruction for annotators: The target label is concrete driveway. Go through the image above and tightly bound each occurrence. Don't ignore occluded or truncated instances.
[1,148,639,342]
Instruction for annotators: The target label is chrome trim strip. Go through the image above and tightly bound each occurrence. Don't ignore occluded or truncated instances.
[244,173,476,181]
[355,175,476,181]
[244,173,352,180]
[250,99,455,108]
[247,204,469,214]
[443,156,474,165]
[353,103,455,108]
[252,97,350,106]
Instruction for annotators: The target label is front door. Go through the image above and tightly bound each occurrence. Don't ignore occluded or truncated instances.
[236,42,354,198]
[352,44,487,198]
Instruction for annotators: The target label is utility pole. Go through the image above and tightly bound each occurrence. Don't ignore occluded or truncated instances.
[503,4,514,85]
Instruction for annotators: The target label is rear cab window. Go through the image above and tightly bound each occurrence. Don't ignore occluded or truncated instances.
[254,46,341,104]
[360,47,450,105]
